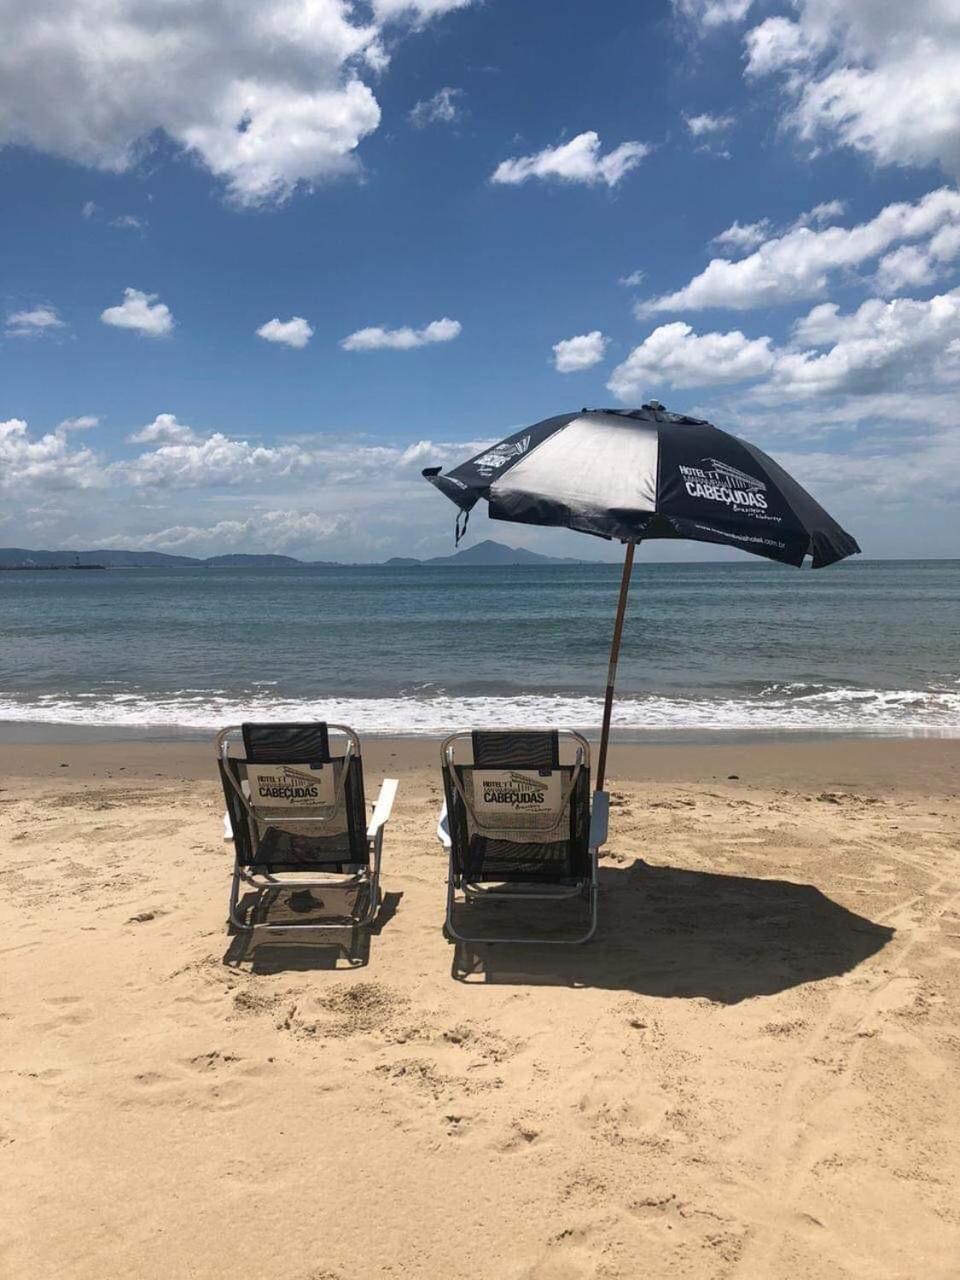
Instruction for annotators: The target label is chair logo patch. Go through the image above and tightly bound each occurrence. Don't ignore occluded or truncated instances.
[472,769,562,816]
[247,763,336,808]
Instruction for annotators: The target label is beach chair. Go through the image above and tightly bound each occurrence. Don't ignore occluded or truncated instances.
[438,729,608,944]
[217,722,397,933]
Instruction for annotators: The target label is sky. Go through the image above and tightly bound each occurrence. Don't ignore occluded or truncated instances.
[1,0,959,562]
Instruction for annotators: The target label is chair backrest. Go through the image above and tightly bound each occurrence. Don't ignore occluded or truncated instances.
[441,729,591,879]
[217,722,368,867]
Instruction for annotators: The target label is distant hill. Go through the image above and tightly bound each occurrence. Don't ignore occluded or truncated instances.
[0,547,197,568]
[203,553,303,567]
[0,539,587,570]
[421,539,587,566]
[0,547,307,569]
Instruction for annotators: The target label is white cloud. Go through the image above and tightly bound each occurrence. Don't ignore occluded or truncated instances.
[800,199,847,227]
[875,245,937,296]
[409,86,463,127]
[773,290,960,397]
[552,331,608,373]
[111,214,145,232]
[0,418,102,489]
[59,415,99,432]
[930,223,960,264]
[371,0,473,18]
[341,316,461,350]
[5,305,65,336]
[711,203,846,257]
[0,414,535,559]
[744,17,811,78]
[780,432,960,511]
[790,303,849,347]
[123,433,306,488]
[743,3,960,177]
[491,131,650,189]
[256,316,314,349]
[127,414,198,446]
[619,269,646,287]
[673,0,753,29]
[101,288,174,337]
[608,322,775,399]
[711,218,771,253]
[0,1,476,206]
[111,510,354,557]
[609,288,960,406]
[81,200,98,219]
[684,112,734,137]
[642,187,960,312]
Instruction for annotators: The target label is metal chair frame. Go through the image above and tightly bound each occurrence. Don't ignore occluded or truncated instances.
[438,729,609,945]
[218,724,397,933]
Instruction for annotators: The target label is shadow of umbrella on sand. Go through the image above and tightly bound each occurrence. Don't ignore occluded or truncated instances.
[424,403,860,790]
[451,860,894,998]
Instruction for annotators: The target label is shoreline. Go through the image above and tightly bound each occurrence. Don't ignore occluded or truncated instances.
[0,719,958,747]
[3,734,958,792]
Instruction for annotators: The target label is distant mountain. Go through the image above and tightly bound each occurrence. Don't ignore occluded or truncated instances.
[387,539,588,566]
[0,547,301,569]
[203,553,302,567]
[0,539,588,570]
[426,539,586,566]
[0,547,197,568]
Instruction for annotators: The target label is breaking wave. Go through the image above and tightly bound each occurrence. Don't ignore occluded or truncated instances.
[0,680,957,737]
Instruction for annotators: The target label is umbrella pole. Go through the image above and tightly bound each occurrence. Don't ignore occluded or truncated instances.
[596,541,635,792]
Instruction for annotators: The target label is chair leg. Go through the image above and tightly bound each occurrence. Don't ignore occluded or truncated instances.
[444,854,464,942]
[227,862,248,931]
[355,831,383,927]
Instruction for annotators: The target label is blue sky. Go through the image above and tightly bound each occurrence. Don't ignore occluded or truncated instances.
[2,0,959,560]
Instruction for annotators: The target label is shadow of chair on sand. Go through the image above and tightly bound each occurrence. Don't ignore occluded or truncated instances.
[222,889,403,972]
[451,860,894,1000]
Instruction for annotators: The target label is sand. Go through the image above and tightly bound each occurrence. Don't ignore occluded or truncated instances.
[2,736,959,1279]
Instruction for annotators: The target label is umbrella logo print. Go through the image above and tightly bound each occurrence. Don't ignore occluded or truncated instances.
[680,458,770,510]
[473,435,531,477]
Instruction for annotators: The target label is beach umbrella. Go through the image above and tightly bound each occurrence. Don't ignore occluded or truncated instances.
[423,403,859,789]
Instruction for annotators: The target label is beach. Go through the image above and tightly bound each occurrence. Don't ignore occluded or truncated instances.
[3,734,959,1279]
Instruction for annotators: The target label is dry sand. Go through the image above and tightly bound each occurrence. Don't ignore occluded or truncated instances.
[2,736,959,1279]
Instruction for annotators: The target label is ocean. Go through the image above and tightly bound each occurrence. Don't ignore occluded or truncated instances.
[1,559,958,739]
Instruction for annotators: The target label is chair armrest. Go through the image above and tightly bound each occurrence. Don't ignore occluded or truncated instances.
[437,800,452,849]
[589,790,609,850]
[366,778,399,840]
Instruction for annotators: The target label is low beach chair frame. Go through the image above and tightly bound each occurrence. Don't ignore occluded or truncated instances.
[217,723,397,933]
[438,729,609,945]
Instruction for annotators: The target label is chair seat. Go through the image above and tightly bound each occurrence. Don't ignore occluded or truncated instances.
[248,825,362,873]
[464,834,579,884]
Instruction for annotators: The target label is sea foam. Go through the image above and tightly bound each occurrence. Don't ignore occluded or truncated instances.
[0,682,957,736]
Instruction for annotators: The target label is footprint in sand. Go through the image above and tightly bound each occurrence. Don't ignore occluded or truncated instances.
[31,999,95,1034]
[185,1049,241,1071]
[121,1051,253,1112]
[625,1194,745,1265]
[574,1081,670,1148]
[520,1226,612,1280]
[494,1117,542,1153]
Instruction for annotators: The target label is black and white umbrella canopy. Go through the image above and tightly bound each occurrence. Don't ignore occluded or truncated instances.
[424,403,859,789]
[424,405,859,569]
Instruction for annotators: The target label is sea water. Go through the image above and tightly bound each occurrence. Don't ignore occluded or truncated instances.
[0,559,957,738]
